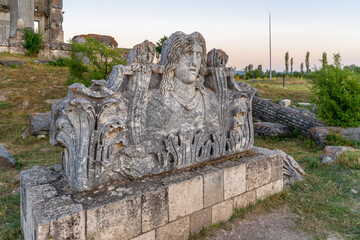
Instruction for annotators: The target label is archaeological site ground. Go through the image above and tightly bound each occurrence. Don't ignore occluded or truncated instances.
[0,7,359,238]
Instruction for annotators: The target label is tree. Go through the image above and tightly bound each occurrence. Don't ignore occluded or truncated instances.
[155,36,168,60]
[305,51,310,73]
[285,52,289,74]
[300,63,304,76]
[290,57,293,75]
[321,52,327,69]
[333,53,342,68]
[67,37,127,86]
[344,64,360,74]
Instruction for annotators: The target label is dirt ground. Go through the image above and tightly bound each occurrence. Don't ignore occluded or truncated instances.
[206,207,313,240]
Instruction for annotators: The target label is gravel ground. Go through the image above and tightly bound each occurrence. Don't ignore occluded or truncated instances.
[205,207,313,240]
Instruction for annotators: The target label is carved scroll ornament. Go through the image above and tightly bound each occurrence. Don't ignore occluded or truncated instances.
[50,32,255,191]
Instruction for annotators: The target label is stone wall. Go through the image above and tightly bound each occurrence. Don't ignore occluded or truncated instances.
[21,147,283,240]
[252,96,324,133]
[0,40,70,58]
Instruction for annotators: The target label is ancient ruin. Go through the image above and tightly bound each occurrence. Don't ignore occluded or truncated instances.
[20,31,302,240]
[0,0,64,42]
[50,31,256,192]
[0,0,68,57]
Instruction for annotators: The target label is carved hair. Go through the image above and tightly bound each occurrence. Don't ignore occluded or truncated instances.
[161,31,206,94]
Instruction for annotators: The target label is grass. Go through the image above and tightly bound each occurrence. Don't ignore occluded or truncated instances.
[0,53,66,239]
[1,57,359,239]
[244,77,312,103]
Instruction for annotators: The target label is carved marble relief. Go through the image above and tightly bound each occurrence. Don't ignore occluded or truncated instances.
[50,31,256,191]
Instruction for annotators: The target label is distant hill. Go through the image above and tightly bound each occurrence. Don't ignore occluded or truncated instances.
[236,71,245,75]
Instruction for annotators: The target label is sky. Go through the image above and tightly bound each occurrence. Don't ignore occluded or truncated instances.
[63,0,360,72]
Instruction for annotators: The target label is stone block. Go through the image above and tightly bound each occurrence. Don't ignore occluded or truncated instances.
[168,176,203,221]
[86,195,142,240]
[0,59,25,66]
[271,155,283,181]
[233,190,256,208]
[190,208,212,234]
[223,163,246,199]
[22,184,85,240]
[142,188,168,232]
[21,149,284,240]
[246,156,271,191]
[30,112,51,135]
[131,230,155,240]
[0,144,16,169]
[256,182,273,200]
[272,179,283,194]
[212,199,233,224]
[156,216,190,240]
[278,99,291,107]
[202,166,223,208]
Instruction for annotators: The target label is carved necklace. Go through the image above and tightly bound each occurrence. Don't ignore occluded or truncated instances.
[170,90,202,111]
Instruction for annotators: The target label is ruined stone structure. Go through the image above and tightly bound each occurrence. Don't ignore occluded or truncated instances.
[252,96,324,133]
[20,31,305,239]
[0,0,68,57]
[73,34,118,48]
[0,0,64,42]
[50,31,256,192]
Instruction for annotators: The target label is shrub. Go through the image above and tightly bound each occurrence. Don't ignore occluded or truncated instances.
[47,57,71,67]
[309,65,360,127]
[23,28,43,56]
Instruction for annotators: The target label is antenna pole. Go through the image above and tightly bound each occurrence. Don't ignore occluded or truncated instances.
[269,12,272,80]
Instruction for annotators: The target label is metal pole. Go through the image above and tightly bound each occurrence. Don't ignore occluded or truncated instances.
[269,12,272,80]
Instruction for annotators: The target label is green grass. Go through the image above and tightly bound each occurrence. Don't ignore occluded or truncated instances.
[244,78,312,103]
[0,194,22,240]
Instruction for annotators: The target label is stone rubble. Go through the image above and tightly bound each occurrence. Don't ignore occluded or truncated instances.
[309,127,360,147]
[29,112,51,135]
[320,146,356,164]
[0,144,16,169]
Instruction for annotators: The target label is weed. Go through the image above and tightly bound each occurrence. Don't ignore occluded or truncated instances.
[23,28,43,56]
[0,102,11,109]
[326,133,360,149]
[337,150,360,169]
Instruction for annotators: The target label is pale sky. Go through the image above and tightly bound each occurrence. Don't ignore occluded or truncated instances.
[63,0,360,72]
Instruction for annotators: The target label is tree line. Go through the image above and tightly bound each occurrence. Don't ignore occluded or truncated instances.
[237,51,360,80]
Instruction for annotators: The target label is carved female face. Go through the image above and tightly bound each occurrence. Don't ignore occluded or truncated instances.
[174,41,202,84]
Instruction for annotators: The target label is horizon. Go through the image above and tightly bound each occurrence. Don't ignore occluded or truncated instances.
[62,0,360,72]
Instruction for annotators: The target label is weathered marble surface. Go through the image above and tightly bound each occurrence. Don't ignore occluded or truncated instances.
[50,31,255,191]
[21,147,283,240]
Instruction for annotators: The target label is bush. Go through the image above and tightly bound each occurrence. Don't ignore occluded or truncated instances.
[23,28,43,56]
[309,65,360,127]
[47,57,71,67]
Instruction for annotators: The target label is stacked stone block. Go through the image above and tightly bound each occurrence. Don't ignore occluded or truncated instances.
[21,148,283,240]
